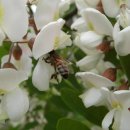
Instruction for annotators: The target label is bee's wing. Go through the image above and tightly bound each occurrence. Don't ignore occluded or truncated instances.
[63,59,74,74]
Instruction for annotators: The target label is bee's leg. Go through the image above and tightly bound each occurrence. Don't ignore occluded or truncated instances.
[51,72,60,84]
[54,64,60,83]
[43,56,51,63]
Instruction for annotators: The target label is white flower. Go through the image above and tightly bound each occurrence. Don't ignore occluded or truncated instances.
[32,19,72,91]
[1,54,33,77]
[32,58,55,91]
[101,88,130,130]
[76,53,103,71]
[0,68,27,92]
[74,36,100,55]
[33,18,72,59]
[75,0,100,13]
[76,72,115,107]
[113,21,130,56]
[72,8,113,53]
[76,53,114,74]
[118,7,130,28]
[71,17,87,32]
[1,87,29,122]
[0,0,28,44]
[80,8,113,48]
[0,68,29,121]
[102,0,130,17]
[34,0,70,29]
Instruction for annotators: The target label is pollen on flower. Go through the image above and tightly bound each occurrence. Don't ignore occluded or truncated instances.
[88,22,94,30]
[54,36,60,49]
[112,101,121,109]
[53,10,59,21]
[0,4,4,24]
[0,89,7,95]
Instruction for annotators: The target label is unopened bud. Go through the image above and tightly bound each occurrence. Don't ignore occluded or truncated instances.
[102,68,117,82]
[28,38,35,50]
[3,62,17,70]
[118,82,129,90]
[13,44,22,60]
[96,40,111,53]
[96,1,104,13]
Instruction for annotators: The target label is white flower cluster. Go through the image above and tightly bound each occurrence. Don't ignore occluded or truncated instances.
[0,1,130,130]
[74,0,130,130]
[0,0,72,123]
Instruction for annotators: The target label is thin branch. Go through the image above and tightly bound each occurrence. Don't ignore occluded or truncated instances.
[8,43,15,63]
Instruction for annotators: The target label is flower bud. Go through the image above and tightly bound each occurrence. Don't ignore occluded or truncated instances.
[102,68,117,82]
[96,1,104,14]
[117,82,129,90]
[3,62,17,70]
[96,40,111,53]
[28,38,35,50]
[13,44,22,60]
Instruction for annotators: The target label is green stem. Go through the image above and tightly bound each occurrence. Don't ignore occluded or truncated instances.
[119,55,130,84]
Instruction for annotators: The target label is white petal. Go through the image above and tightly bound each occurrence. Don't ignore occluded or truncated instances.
[57,31,72,49]
[114,25,130,56]
[1,0,28,41]
[74,36,100,54]
[59,0,70,16]
[82,8,113,36]
[80,88,103,108]
[32,19,65,59]
[114,90,130,107]
[19,44,32,57]
[86,0,100,7]
[32,58,54,91]
[118,8,130,28]
[119,109,130,130]
[1,88,29,121]
[126,0,130,8]
[71,17,87,32]
[76,72,114,88]
[34,0,60,29]
[96,60,115,74]
[0,68,27,92]
[76,53,102,71]
[0,104,8,120]
[80,31,103,48]
[75,0,89,12]
[0,28,5,46]
[102,109,116,129]
[102,0,119,17]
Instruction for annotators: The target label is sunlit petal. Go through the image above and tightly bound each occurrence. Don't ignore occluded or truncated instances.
[32,58,54,91]
[0,68,27,92]
[1,0,28,41]
[34,0,60,29]
[32,19,65,59]
[82,8,113,36]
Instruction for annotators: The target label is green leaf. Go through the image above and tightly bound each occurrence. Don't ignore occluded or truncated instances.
[57,118,89,130]
[44,95,69,130]
[60,88,108,126]
[119,54,130,84]
[105,48,120,67]
[61,88,86,115]
[62,3,77,21]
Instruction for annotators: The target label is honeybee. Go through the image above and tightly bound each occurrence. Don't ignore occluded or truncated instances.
[44,50,69,79]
